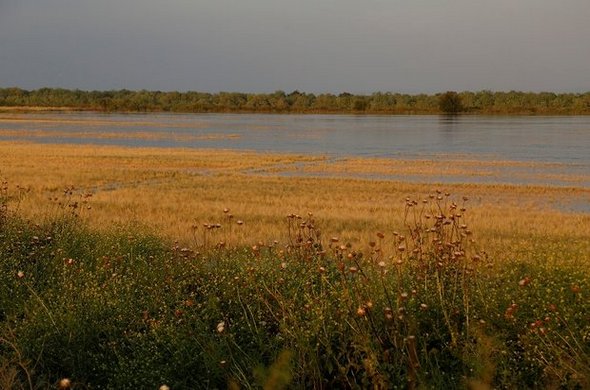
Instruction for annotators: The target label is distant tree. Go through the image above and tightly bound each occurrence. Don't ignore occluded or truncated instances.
[458,91,475,111]
[1,87,589,114]
[369,92,396,112]
[290,93,315,111]
[352,97,368,112]
[313,94,337,111]
[438,91,463,114]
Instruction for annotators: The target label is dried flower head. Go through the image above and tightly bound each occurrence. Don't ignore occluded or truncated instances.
[518,277,531,287]
[58,378,72,390]
[217,321,226,333]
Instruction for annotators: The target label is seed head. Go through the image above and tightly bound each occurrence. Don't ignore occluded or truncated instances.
[58,378,72,390]
[216,321,226,333]
[518,277,531,287]
[538,327,547,336]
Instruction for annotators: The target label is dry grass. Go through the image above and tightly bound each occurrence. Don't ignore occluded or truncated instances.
[0,106,77,112]
[0,128,241,142]
[0,114,213,128]
[1,141,589,262]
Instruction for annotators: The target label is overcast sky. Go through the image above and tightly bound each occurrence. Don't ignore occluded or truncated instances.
[1,0,589,94]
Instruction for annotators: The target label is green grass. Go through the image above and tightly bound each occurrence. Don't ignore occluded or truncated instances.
[0,191,588,389]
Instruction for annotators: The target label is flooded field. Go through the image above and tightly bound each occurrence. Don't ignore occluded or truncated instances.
[2,112,590,188]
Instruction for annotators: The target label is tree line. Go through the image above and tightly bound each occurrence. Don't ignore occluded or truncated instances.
[1,87,589,114]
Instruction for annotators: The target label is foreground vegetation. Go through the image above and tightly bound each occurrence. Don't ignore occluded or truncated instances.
[1,184,588,389]
[2,87,590,114]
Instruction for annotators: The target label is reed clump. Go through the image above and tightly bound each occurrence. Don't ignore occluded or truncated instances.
[0,184,588,389]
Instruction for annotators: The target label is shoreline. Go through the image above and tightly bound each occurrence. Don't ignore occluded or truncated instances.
[2,105,590,116]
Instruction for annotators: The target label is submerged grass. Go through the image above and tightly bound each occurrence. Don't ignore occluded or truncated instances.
[0,184,589,389]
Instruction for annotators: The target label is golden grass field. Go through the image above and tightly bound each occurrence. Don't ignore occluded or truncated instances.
[1,140,589,268]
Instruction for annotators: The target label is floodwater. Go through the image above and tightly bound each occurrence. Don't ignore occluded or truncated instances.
[1,112,590,190]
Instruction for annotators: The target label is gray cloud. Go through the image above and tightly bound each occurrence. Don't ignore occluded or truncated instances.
[1,0,589,93]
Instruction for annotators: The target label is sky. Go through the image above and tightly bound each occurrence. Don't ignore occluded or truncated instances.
[1,0,589,94]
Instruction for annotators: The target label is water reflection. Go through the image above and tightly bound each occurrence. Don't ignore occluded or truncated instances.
[439,114,460,133]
